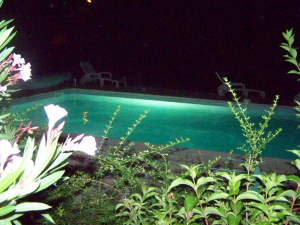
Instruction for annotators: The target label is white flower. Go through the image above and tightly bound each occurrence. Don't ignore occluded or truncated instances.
[0,140,20,175]
[44,104,68,131]
[12,53,25,67]
[18,63,32,81]
[1,155,23,179]
[0,85,7,93]
[67,136,97,156]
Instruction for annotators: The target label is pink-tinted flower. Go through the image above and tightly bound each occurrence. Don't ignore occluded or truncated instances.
[44,104,68,131]
[61,133,84,152]
[12,53,25,67]
[49,121,65,142]
[72,136,97,156]
[61,135,97,156]
[1,155,23,179]
[15,121,39,143]
[16,63,31,81]
[0,140,20,175]
[0,85,7,93]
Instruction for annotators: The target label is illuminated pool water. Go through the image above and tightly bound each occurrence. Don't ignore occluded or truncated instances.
[9,89,300,159]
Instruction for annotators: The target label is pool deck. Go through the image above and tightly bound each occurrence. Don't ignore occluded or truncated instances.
[11,77,296,106]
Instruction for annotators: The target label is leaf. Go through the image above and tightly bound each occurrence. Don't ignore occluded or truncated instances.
[252,203,268,215]
[41,213,56,224]
[280,44,290,51]
[0,213,23,224]
[17,181,40,199]
[130,193,142,202]
[287,70,300,75]
[34,170,65,193]
[227,212,242,225]
[0,27,14,48]
[204,207,226,218]
[0,45,12,67]
[277,190,296,199]
[184,193,198,214]
[15,202,51,212]
[286,215,300,224]
[285,58,298,67]
[0,30,16,52]
[0,20,14,30]
[287,150,300,158]
[168,178,195,192]
[0,205,15,217]
[217,171,232,181]
[0,166,23,194]
[195,177,215,189]
[12,220,22,225]
[197,186,207,197]
[294,159,300,171]
[207,192,229,202]
[43,153,72,174]
[236,191,264,203]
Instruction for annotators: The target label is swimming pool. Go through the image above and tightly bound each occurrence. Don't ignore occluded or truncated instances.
[9,89,300,159]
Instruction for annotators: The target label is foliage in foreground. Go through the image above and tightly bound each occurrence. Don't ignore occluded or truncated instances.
[29,29,300,225]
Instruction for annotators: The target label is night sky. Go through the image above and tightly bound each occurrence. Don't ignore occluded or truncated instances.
[2,1,300,102]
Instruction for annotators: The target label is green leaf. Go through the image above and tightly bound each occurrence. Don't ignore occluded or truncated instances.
[277,190,296,199]
[0,19,14,30]
[0,27,14,48]
[41,213,56,224]
[15,202,51,212]
[42,152,71,173]
[217,171,232,181]
[236,191,264,203]
[12,220,22,225]
[0,206,15,217]
[227,212,242,225]
[294,159,300,171]
[0,46,14,63]
[0,166,23,194]
[0,213,23,224]
[287,70,300,75]
[17,181,40,199]
[235,200,243,215]
[252,203,269,215]
[0,30,16,52]
[204,207,226,218]
[197,186,207,197]
[287,175,299,184]
[168,178,195,192]
[285,58,299,67]
[35,170,65,193]
[184,193,198,214]
[232,174,247,184]
[207,192,229,203]
[195,177,215,189]
[280,44,290,51]
[286,215,300,224]
[288,150,300,158]
[130,193,142,202]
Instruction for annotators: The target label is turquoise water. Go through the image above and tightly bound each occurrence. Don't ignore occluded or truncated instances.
[9,89,300,159]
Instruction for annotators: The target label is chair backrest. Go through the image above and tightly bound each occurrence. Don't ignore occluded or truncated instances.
[80,61,97,74]
[215,72,225,84]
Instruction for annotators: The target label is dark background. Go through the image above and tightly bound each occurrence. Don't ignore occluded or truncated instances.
[2,0,300,101]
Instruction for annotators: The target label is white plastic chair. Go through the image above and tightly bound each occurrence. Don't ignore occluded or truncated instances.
[215,72,245,89]
[216,71,265,99]
[80,61,126,88]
